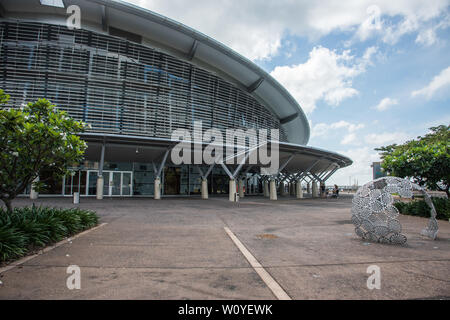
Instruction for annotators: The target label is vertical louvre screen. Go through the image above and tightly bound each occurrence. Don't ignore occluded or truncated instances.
[0,21,287,141]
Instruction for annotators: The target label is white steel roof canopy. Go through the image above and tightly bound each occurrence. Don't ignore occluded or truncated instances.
[0,0,309,145]
[0,0,353,181]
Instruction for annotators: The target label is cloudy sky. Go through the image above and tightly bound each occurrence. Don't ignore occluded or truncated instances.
[127,0,450,186]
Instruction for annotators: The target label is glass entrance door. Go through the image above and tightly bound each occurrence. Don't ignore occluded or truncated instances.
[122,172,132,196]
[111,172,121,196]
[86,170,133,197]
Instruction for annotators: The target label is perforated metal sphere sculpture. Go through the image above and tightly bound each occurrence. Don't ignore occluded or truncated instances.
[351,177,439,245]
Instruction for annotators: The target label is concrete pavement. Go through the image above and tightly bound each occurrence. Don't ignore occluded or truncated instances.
[0,195,449,299]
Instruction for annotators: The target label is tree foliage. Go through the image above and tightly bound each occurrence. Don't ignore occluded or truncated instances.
[0,90,87,212]
[375,125,450,197]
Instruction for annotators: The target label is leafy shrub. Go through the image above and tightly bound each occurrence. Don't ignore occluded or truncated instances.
[0,206,98,263]
[394,197,450,220]
[432,198,450,220]
[0,225,28,261]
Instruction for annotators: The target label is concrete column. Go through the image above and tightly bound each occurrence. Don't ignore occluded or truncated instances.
[290,182,295,196]
[307,182,311,194]
[238,179,245,198]
[30,176,39,200]
[154,177,161,200]
[280,183,287,197]
[96,176,104,200]
[97,143,105,200]
[320,181,325,198]
[263,180,269,197]
[296,181,303,199]
[312,181,318,198]
[201,179,208,199]
[269,180,277,200]
[229,179,237,202]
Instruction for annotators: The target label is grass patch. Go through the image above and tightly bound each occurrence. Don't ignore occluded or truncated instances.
[394,197,450,221]
[0,205,98,263]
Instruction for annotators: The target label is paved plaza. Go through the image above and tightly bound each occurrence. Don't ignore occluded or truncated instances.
[0,195,449,299]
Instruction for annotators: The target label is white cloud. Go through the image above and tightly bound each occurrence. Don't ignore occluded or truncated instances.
[341,133,358,145]
[364,132,411,145]
[312,120,365,138]
[271,47,375,113]
[374,97,398,111]
[327,147,380,186]
[412,66,450,99]
[415,28,438,46]
[415,15,450,46]
[382,16,420,44]
[127,0,449,61]
[328,131,412,184]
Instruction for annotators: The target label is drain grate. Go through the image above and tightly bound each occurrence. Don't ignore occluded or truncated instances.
[256,233,278,239]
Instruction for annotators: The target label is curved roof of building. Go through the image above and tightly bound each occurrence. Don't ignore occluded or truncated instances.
[0,0,310,145]
[0,0,352,169]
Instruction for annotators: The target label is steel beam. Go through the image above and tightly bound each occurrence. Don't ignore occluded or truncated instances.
[280,112,299,124]
[101,5,109,32]
[155,149,170,178]
[220,163,234,179]
[247,77,264,93]
[187,40,198,61]
[278,154,295,174]
[323,166,340,182]
[98,143,105,177]
[232,151,251,178]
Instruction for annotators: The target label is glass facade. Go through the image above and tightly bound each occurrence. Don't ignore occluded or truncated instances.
[2,20,275,198]
[26,163,257,197]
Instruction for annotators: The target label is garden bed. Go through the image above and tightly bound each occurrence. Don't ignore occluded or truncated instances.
[0,205,99,264]
[394,197,450,221]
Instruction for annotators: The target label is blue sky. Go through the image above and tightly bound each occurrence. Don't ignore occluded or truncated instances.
[128,0,450,185]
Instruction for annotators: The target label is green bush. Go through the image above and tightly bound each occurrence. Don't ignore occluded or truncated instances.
[394,197,450,220]
[0,206,98,263]
[0,225,28,262]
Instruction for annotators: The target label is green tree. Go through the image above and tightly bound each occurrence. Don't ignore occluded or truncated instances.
[375,125,450,197]
[0,90,87,212]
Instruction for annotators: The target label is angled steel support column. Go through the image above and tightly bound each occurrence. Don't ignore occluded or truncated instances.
[318,163,335,180]
[323,165,340,182]
[219,162,236,202]
[197,163,215,180]
[232,151,251,179]
[278,154,295,174]
[154,149,170,200]
[300,158,321,183]
[197,163,215,199]
[228,152,251,202]
[310,172,322,182]
[220,162,234,180]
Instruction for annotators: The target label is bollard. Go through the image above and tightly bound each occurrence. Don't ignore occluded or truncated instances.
[73,192,80,204]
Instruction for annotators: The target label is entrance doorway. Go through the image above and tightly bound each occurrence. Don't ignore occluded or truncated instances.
[86,170,133,196]
[164,167,180,195]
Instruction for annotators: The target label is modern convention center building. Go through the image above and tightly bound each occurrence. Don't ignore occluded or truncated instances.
[0,0,352,200]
